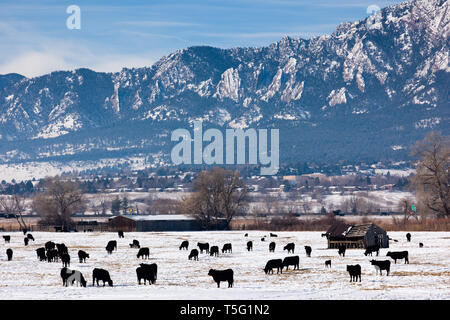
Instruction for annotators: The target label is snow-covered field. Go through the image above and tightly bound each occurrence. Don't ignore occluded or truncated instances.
[0,231,448,300]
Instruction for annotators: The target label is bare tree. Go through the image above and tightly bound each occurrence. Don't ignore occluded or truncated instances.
[182,168,248,229]
[0,194,28,231]
[410,132,450,217]
[33,177,85,230]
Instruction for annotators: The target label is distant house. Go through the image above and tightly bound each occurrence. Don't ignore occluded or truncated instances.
[324,221,389,249]
[107,214,229,232]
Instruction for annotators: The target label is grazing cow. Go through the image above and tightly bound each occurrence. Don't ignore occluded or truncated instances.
[282,256,300,270]
[247,241,253,252]
[45,241,56,251]
[78,250,89,263]
[338,245,346,257]
[188,249,199,261]
[261,237,266,242]
[118,230,124,238]
[24,237,29,246]
[106,240,117,251]
[3,235,10,243]
[325,260,331,268]
[244,233,248,237]
[197,242,210,254]
[106,243,115,254]
[346,264,361,282]
[61,253,70,267]
[370,260,391,276]
[364,245,380,256]
[419,242,423,248]
[208,269,234,288]
[406,233,411,242]
[179,240,189,250]
[269,242,276,252]
[22,229,27,235]
[56,243,68,255]
[140,263,158,280]
[36,247,46,261]
[210,246,219,257]
[270,233,278,237]
[92,268,113,287]
[321,233,327,237]
[6,248,13,261]
[386,251,409,264]
[264,259,283,274]
[136,266,156,285]
[222,243,232,253]
[137,247,150,259]
[61,268,87,287]
[304,246,312,257]
[129,240,140,248]
[27,233,35,241]
[47,249,59,262]
[283,243,295,254]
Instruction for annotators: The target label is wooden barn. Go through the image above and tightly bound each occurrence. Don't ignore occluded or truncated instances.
[107,214,229,232]
[324,221,389,249]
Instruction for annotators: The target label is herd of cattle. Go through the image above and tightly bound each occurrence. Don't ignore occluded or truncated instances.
[1,231,420,288]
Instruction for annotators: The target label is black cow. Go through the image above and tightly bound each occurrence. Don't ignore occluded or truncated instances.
[197,242,209,254]
[36,247,46,261]
[78,250,89,263]
[60,267,73,287]
[338,245,346,257]
[61,253,70,267]
[56,243,68,255]
[370,260,391,276]
[325,260,331,268]
[92,268,113,287]
[106,240,117,251]
[47,249,59,262]
[208,269,234,288]
[244,233,248,237]
[137,247,150,259]
[45,241,56,251]
[419,242,424,248]
[24,237,29,246]
[140,263,158,280]
[247,241,253,251]
[387,251,409,264]
[364,245,380,256]
[222,243,232,253]
[6,248,13,261]
[27,233,35,241]
[179,240,189,250]
[61,268,86,287]
[118,230,124,238]
[346,264,361,282]
[261,237,266,242]
[270,233,278,237]
[269,242,276,252]
[282,256,299,270]
[304,246,312,257]
[3,235,10,243]
[406,233,411,242]
[264,259,283,274]
[188,249,199,261]
[136,265,156,285]
[210,246,219,257]
[283,243,295,254]
[129,240,140,248]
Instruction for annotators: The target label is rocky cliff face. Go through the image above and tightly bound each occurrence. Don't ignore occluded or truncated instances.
[0,0,448,165]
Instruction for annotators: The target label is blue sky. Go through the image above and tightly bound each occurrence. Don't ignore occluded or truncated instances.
[0,0,403,77]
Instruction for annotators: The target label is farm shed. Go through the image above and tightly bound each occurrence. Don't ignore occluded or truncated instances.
[108,214,229,232]
[324,221,389,249]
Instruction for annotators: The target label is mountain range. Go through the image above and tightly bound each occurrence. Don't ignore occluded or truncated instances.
[0,0,448,172]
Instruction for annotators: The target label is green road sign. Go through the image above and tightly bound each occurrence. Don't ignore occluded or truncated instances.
[411,204,417,212]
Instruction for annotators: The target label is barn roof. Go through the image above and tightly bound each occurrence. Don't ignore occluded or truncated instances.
[326,222,385,238]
